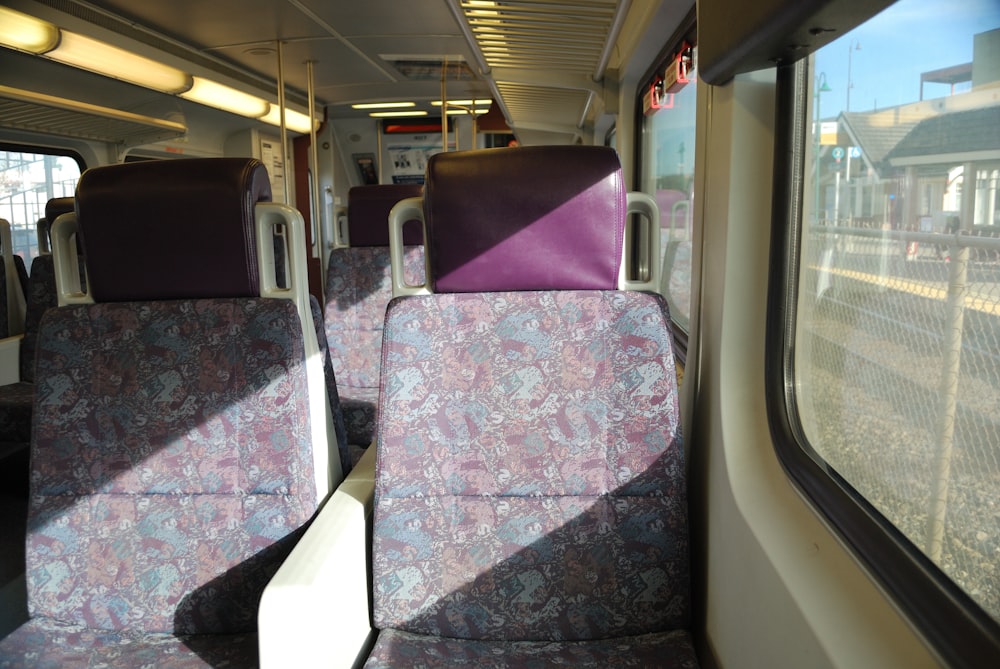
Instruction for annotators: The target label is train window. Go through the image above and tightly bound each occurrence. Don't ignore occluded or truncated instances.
[0,145,83,264]
[640,40,696,337]
[784,0,1000,660]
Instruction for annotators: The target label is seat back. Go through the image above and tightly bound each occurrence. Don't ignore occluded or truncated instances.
[0,219,28,337]
[19,198,74,383]
[52,159,341,497]
[372,146,688,641]
[25,158,320,636]
[324,184,423,447]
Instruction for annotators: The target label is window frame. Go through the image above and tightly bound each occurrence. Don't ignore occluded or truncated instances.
[0,142,86,174]
[633,6,696,364]
[766,59,1000,669]
[0,142,85,261]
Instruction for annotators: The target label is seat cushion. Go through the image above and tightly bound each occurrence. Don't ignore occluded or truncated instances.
[0,617,258,668]
[365,628,699,668]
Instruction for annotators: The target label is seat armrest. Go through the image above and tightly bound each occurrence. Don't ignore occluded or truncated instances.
[0,335,23,386]
[259,446,376,669]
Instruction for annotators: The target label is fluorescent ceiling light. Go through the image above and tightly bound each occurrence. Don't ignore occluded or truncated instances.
[47,31,191,94]
[180,77,269,118]
[260,106,317,134]
[445,108,491,115]
[432,99,492,107]
[369,110,428,118]
[351,102,415,110]
[0,7,59,53]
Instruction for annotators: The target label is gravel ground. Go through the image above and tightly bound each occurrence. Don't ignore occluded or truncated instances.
[798,313,1000,621]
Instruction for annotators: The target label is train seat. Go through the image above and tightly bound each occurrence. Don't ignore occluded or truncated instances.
[0,198,72,461]
[0,220,28,340]
[260,146,697,669]
[323,183,423,465]
[0,158,328,666]
[21,198,74,379]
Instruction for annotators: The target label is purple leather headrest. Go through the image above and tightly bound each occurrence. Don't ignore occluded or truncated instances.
[45,197,75,225]
[348,184,423,246]
[424,145,624,292]
[75,158,271,302]
[40,196,75,247]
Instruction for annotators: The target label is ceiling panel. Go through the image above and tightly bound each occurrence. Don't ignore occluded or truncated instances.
[8,0,640,140]
[456,0,626,140]
[74,0,487,109]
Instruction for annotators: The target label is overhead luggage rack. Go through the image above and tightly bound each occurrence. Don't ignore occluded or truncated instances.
[0,84,186,148]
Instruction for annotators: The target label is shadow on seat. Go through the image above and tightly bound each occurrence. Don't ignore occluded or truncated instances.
[0,158,329,667]
[324,184,423,459]
[261,146,698,669]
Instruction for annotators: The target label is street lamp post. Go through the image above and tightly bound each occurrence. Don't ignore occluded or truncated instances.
[846,39,861,112]
[815,72,832,223]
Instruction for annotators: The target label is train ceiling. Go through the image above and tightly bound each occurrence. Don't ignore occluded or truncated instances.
[2,0,643,144]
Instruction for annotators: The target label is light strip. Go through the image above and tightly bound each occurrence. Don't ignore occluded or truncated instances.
[180,77,270,118]
[432,99,492,106]
[369,110,428,118]
[352,101,415,110]
[259,106,318,134]
[48,31,192,94]
[0,7,59,53]
[445,108,491,115]
[0,7,320,127]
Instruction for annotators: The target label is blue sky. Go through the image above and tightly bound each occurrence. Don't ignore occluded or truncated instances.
[814,0,1000,118]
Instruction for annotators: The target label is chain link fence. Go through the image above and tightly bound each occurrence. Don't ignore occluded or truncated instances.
[795,224,1000,622]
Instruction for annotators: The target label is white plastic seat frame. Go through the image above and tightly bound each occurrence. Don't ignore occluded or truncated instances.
[259,191,662,669]
[50,204,343,501]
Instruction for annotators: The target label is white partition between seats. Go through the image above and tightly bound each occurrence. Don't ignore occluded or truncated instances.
[259,446,377,669]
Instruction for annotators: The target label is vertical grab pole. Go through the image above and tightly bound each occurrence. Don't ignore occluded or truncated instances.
[307,60,322,263]
[276,40,290,204]
[441,56,449,153]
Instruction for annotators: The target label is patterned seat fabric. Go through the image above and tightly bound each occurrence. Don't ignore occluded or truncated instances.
[324,184,423,450]
[0,159,320,667]
[367,628,699,669]
[325,244,424,447]
[0,198,70,455]
[0,298,316,666]
[365,146,698,667]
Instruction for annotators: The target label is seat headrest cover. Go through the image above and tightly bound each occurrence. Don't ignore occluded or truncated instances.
[347,184,423,246]
[424,145,625,292]
[76,158,271,302]
[40,197,75,247]
[45,197,75,225]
